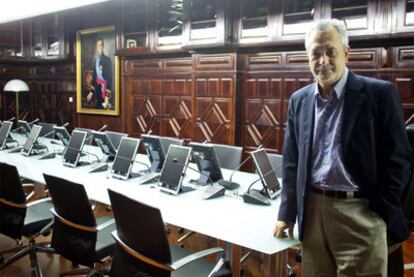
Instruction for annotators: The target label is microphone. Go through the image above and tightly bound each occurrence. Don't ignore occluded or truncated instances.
[81,149,101,163]
[243,169,275,206]
[133,160,151,173]
[7,117,15,122]
[60,122,69,128]
[85,124,107,142]
[29,118,39,126]
[97,124,107,132]
[218,145,264,190]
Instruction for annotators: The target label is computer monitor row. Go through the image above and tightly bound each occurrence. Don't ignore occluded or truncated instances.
[0,120,281,204]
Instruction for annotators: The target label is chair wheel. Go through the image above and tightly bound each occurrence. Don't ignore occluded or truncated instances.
[0,255,4,264]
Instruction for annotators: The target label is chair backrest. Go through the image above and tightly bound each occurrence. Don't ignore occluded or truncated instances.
[211,143,243,170]
[160,136,184,156]
[44,174,97,266]
[38,122,56,139]
[403,124,414,222]
[108,189,172,276]
[267,153,283,178]
[0,162,27,239]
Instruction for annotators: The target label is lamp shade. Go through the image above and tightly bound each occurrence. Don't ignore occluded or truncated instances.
[3,79,29,92]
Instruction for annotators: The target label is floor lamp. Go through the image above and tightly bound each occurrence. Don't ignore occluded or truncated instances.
[3,79,29,122]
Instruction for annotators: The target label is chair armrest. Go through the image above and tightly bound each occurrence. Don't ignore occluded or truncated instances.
[23,183,36,201]
[27,197,52,207]
[170,247,225,271]
[96,218,115,231]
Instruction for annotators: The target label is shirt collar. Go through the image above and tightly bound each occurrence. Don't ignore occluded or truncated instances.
[314,67,349,99]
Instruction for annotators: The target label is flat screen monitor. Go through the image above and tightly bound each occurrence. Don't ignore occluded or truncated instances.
[106,131,127,150]
[141,134,165,173]
[111,137,140,180]
[189,142,223,184]
[22,125,42,156]
[93,131,117,159]
[63,130,87,167]
[18,120,32,135]
[251,149,281,199]
[158,145,191,195]
[0,121,13,150]
[54,126,71,147]
[74,127,93,145]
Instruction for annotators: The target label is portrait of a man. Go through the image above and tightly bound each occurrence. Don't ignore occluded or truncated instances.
[77,26,119,115]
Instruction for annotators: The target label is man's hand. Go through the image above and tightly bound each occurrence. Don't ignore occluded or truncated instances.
[273,220,294,239]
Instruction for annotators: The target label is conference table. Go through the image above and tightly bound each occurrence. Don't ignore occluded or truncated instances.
[0,135,299,277]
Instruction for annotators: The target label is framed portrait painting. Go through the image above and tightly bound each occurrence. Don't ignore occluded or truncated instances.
[76,26,119,115]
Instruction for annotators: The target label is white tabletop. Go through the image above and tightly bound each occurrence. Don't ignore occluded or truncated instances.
[0,134,299,255]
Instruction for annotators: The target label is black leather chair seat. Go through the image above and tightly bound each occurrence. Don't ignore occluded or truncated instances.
[95,216,116,260]
[23,201,53,236]
[170,245,231,277]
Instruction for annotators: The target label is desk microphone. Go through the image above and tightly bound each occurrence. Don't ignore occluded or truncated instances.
[243,169,275,206]
[7,117,15,122]
[217,144,264,190]
[41,122,69,138]
[85,124,107,142]
[29,118,39,126]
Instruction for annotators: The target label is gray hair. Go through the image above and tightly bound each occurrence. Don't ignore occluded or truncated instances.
[305,19,349,50]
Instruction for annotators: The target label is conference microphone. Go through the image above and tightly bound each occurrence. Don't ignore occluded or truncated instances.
[217,144,264,190]
[80,149,101,163]
[85,124,107,142]
[242,168,275,206]
[7,117,15,122]
[28,118,39,126]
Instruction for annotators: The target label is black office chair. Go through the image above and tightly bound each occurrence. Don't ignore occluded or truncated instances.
[44,174,116,276]
[0,162,55,277]
[210,143,242,170]
[160,136,184,155]
[267,153,283,178]
[108,189,230,277]
[38,122,56,139]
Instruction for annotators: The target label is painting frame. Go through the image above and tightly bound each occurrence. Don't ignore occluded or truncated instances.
[76,25,119,116]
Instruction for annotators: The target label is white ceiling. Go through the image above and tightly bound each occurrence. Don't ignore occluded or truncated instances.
[0,0,112,24]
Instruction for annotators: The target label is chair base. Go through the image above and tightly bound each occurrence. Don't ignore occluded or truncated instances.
[60,263,110,277]
[0,239,55,277]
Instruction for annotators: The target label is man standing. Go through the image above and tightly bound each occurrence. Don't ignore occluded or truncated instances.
[92,37,112,109]
[274,19,411,276]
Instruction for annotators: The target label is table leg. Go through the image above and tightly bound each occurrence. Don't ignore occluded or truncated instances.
[217,240,242,277]
[263,249,288,277]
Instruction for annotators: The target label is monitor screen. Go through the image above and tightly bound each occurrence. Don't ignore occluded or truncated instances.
[93,131,116,156]
[190,142,223,183]
[106,131,127,150]
[0,121,13,149]
[74,127,93,145]
[112,137,140,179]
[22,125,42,155]
[18,120,31,135]
[63,130,87,166]
[251,149,280,198]
[54,126,71,146]
[159,145,191,194]
[141,134,165,172]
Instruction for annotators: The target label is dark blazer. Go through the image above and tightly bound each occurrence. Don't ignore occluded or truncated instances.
[278,71,412,244]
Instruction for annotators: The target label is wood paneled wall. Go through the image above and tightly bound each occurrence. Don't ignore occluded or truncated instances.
[2,45,414,156]
[0,61,76,126]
